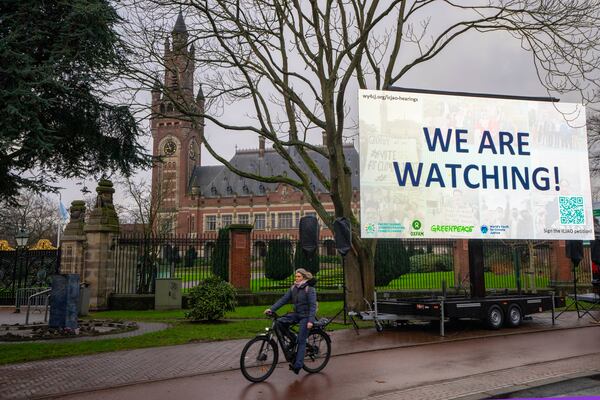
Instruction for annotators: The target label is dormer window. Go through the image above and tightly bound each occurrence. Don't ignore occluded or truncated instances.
[211,186,217,195]
[259,184,266,194]
[226,186,233,195]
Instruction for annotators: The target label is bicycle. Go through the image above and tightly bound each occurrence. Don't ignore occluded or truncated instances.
[240,311,332,382]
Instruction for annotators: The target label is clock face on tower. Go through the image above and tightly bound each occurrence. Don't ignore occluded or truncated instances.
[163,139,177,156]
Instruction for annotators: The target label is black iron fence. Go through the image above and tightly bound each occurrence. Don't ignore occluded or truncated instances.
[113,233,592,295]
[113,234,219,294]
[0,249,60,305]
[250,237,456,292]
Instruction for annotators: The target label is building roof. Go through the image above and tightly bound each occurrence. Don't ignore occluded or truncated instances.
[173,12,187,33]
[189,144,359,198]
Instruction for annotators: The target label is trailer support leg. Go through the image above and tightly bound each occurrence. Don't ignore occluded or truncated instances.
[440,298,445,337]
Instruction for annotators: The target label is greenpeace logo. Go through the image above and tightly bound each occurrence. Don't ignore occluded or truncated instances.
[431,225,474,233]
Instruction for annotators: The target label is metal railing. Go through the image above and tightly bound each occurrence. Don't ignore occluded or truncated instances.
[15,287,50,313]
[113,234,219,294]
[25,288,51,325]
[112,233,586,295]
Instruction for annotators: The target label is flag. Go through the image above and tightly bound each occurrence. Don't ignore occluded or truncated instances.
[59,202,69,222]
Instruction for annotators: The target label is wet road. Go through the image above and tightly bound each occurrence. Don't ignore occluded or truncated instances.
[57,326,600,400]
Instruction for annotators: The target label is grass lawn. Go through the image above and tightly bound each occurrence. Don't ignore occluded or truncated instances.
[0,301,360,366]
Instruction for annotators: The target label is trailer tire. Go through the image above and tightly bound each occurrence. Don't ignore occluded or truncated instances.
[486,305,504,330]
[375,321,384,332]
[505,304,522,328]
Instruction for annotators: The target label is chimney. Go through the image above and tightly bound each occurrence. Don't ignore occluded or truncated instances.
[259,136,265,158]
[322,130,327,147]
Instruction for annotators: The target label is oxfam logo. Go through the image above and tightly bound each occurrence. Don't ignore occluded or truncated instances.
[412,220,422,230]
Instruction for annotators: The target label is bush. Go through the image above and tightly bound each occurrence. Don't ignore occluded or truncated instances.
[294,242,320,275]
[164,244,181,264]
[319,254,341,265]
[184,246,197,268]
[185,276,237,321]
[375,239,410,286]
[212,228,230,281]
[409,254,453,272]
[265,239,293,280]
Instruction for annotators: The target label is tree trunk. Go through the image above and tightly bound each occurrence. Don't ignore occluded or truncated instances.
[344,236,375,311]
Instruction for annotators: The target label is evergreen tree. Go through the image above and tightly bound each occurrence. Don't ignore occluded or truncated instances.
[374,239,410,287]
[0,0,150,202]
[265,239,293,281]
[212,228,229,281]
[184,246,197,268]
[293,241,320,275]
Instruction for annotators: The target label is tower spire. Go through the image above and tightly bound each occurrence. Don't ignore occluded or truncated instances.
[173,11,187,33]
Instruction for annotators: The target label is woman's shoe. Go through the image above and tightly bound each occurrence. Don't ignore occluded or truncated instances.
[289,364,301,374]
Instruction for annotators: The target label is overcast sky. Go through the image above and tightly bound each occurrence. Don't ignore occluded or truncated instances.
[56,8,588,213]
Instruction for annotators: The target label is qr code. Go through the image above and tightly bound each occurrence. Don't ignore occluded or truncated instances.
[559,196,585,225]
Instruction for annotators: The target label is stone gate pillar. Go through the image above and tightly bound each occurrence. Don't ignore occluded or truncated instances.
[228,224,253,290]
[84,179,120,310]
[60,201,87,277]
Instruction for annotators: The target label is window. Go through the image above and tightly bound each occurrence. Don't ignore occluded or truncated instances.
[206,215,217,231]
[238,214,249,224]
[305,212,317,219]
[278,213,293,229]
[190,215,196,233]
[271,213,276,229]
[254,214,266,229]
[295,212,300,227]
[222,214,232,227]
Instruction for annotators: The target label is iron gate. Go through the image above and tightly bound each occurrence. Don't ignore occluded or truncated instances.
[0,249,61,305]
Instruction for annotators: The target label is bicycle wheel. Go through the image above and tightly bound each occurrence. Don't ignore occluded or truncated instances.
[302,330,331,373]
[240,336,279,382]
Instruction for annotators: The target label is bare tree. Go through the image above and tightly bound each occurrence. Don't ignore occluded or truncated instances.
[117,176,177,236]
[0,191,60,247]
[124,0,600,309]
[116,175,178,292]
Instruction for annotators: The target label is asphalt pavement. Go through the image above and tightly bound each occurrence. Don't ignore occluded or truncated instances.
[55,326,600,400]
[0,309,598,399]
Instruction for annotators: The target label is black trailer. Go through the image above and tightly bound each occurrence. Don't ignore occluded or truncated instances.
[353,291,564,336]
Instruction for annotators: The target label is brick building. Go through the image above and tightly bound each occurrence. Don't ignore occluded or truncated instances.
[151,14,360,241]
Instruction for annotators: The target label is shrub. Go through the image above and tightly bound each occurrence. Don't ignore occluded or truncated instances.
[319,254,341,265]
[409,254,453,272]
[185,276,236,321]
[294,242,320,275]
[375,239,410,286]
[164,244,181,264]
[212,228,230,281]
[265,239,293,280]
[184,246,197,268]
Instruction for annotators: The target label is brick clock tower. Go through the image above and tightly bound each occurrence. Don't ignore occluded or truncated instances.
[151,12,204,234]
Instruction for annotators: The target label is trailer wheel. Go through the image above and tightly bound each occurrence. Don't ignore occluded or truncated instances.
[486,305,504,330]
[375,321,384,332]
[505,304,522,328]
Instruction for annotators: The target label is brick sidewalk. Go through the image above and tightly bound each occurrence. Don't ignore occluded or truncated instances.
[0,311,598,400]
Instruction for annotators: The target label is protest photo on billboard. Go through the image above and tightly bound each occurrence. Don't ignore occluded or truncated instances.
[359,89,594,240]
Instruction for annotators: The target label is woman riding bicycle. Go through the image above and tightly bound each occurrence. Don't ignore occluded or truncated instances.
[264,268,317,374]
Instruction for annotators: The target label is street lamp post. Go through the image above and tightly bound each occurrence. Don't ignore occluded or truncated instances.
[13,227,29,313]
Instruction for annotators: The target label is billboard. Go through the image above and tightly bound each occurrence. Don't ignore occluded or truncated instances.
[359,89,593,240]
